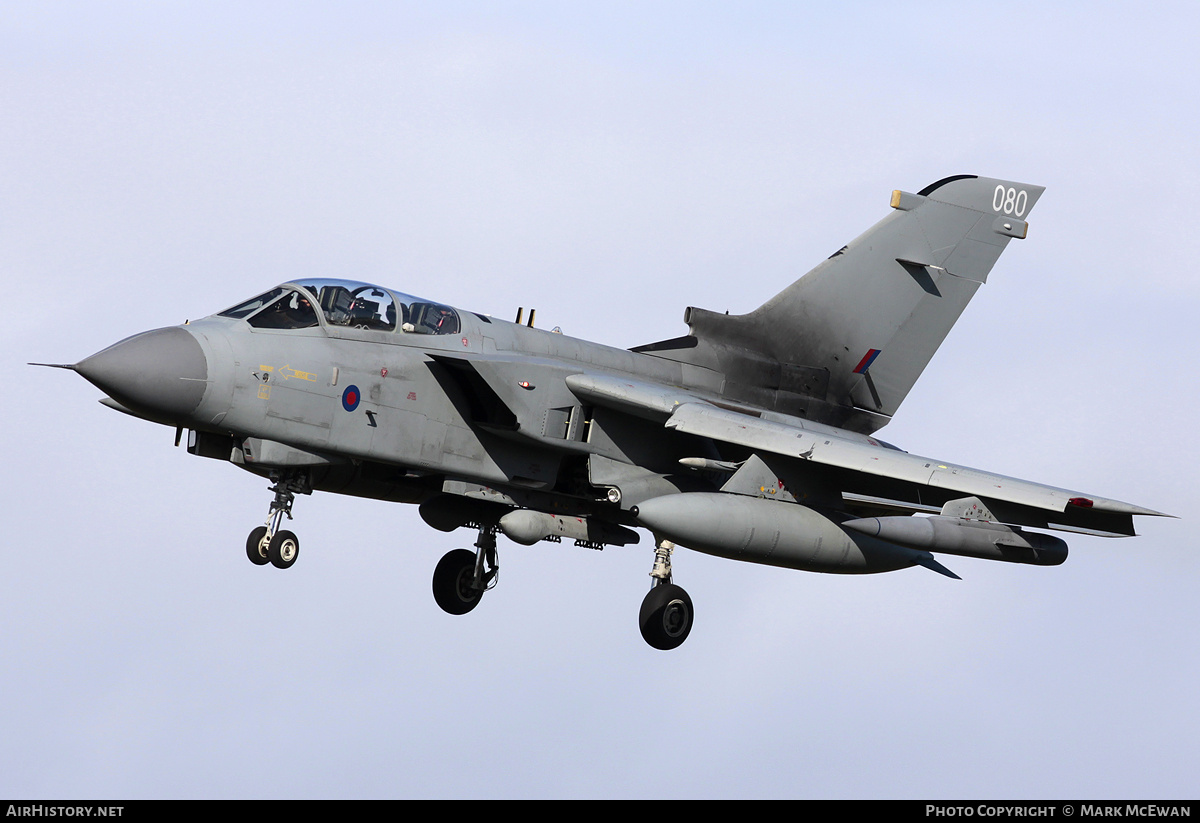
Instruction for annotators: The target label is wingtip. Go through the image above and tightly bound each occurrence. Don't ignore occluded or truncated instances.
[1087,497,1174,519]
[1126,505,1175,519]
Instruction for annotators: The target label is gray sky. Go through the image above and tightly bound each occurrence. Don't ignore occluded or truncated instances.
[2,1,1197,799]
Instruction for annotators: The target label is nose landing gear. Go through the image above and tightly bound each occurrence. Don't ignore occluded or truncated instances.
[245,470,309,570]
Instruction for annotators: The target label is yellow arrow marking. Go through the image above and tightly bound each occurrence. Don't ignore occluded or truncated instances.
[278,365,316,382]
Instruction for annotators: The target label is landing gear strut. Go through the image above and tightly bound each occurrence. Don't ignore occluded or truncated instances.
[245,470,309,570]
[433,526,499,615]
[639,538,694,650]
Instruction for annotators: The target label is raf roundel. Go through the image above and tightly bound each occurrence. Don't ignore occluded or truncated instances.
[341,384,361,412]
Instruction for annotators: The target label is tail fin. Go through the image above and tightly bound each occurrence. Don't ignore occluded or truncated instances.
[678,175,1044,432]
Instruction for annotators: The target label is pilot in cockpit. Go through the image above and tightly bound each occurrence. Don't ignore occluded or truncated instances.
[287,293,315,323]
[345,288,396,330]
[253,291,318,329]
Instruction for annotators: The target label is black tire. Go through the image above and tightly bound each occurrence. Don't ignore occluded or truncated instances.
[639,583,693,650]
[268,530,300,569]
[246,526,270,566]
[433,549,483,615]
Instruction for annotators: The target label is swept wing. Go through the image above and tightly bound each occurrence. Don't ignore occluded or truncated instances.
[565,371,1169,537]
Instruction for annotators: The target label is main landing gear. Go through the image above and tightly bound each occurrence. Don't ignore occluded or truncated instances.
[245,470,309,570]
[432,526,499,615]
[426,525,693,649]
[639,538,694,650]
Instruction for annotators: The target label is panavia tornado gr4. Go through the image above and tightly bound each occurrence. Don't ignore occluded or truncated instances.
[45,175,1168,650]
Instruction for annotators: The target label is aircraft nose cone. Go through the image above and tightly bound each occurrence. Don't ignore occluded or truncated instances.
[75,326,208,421]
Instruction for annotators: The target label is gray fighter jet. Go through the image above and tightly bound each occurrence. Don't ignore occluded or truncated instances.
[45,174,1168,649]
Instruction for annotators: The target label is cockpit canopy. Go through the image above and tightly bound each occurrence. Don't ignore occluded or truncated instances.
[218,279,460,335]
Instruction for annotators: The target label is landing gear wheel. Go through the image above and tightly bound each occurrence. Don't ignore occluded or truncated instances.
[246,526,270,566]
[433,549,483,615]
[639,584,693,650]
[268,530,300,569]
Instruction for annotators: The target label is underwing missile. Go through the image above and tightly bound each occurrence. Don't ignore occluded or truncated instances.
[841,516,1067,566]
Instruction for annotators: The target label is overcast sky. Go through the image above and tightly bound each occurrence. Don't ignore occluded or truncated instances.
[2,1,1197,799]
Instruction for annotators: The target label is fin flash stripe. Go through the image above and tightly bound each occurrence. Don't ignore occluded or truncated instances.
[853,349,882,374]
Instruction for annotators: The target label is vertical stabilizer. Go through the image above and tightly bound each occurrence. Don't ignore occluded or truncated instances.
[674,175,1045,432]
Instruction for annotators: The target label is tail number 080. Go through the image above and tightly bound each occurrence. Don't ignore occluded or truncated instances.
[992,185,1028,217]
